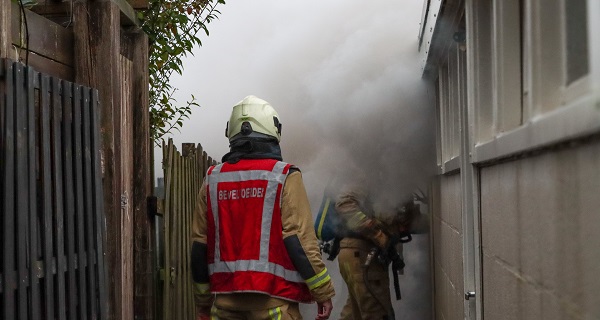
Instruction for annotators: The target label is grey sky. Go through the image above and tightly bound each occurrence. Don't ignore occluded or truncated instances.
[156,1,434,318]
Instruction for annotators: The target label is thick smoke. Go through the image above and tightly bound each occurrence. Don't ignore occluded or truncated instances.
[164,0,436,318]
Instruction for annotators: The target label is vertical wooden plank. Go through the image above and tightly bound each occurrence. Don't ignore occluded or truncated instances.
[202,152,208,178]
[91,89,109,320]
[195,148,201,318]
[178,152,184,320]
[72,84,89,318]
[189,153,197,319]
[1,60,16,320]
[197,145,204,184]
[81,86,98,317]
[0,0,10,59]
[182,156,189,319]
[15,62,29,320]
[160,143,166,320]
[176,153,181,319]
[190,153,196,318]
[194,146,201,303]
[187,153,194,319]
[171,150,180,320]
[39,73,55,320]
[196,145,202,180]
[184,155,190,319]
[163,139,174,320]
[118,55,134,320]
[27,66,41,320]
[62,80,78,320]
[74,3,121,318]
[51,76,67,320]
[178,155,184,318]
[131,30,154,320]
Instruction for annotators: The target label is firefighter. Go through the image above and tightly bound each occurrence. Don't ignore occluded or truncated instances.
[191,95,335,320]
[334,186,428,320]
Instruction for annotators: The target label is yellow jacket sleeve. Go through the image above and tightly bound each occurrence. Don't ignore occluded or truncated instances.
[335,187,390,249]
[190,182,213,310]
[281,171,335,303]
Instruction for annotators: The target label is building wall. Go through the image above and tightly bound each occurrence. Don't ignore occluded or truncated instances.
[480,139,600,320]
[432,173,464,320]
[420,0,600,319]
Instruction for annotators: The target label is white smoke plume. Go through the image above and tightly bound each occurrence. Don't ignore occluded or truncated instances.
[162,0,436,318]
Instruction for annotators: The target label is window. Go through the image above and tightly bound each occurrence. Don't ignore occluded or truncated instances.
[565,0,589,85]
[491,0,523,133]
[472,0,494,143]
[436,20,467,172]
[469,0,594,163]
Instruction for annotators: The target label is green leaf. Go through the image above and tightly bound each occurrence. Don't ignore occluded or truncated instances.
[147,0,225,141]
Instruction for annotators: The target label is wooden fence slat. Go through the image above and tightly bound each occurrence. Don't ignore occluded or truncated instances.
[72,84,89,318]
[15,61,29,320]
[182,156,189,319]
[187,155,193,319]
[180,155,185,319]
[27,66,41,320]
[39,73,55,320]
[192,152,198,318]
[62,80,78,320]
[2,59,16,320]
[189,153,196,319]
[178,155,183,319]
[173,150,181,320]
[185,155,190,320]
[175,147,182,320]
[162,139,174,320]
[196,148,202,317]
[52,76,68,320]
[82,86,99,317]
[173,143,179,319]
[196,144,206,191]
[202,152,208,178]
[91,88,108,320]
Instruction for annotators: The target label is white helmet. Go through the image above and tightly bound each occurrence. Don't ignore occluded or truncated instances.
[225,95,282,142]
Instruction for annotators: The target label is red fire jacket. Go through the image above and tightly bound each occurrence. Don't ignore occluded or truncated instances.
[205,159,312,302]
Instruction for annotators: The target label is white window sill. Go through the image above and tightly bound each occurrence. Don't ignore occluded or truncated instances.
[440,155,461,175]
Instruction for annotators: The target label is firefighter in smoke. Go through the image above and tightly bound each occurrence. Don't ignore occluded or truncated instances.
[191,95,335,320]
[333,186,429,320]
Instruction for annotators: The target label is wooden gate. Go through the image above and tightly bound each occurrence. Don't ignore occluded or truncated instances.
[0,59,108,320]
[158,139,216,320]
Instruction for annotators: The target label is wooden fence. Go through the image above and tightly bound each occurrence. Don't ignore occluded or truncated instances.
[158,139,216,320]
[0,59,108,320]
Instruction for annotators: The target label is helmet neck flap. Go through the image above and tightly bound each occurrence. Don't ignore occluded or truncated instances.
[221,136,283,164]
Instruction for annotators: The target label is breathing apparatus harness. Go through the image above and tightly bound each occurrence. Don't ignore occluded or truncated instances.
[362,231,412,320]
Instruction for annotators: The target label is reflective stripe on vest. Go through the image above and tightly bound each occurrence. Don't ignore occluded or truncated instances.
[208,260,303,283]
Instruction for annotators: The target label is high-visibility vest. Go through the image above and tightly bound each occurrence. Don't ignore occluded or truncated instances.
[205,159,312,302]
